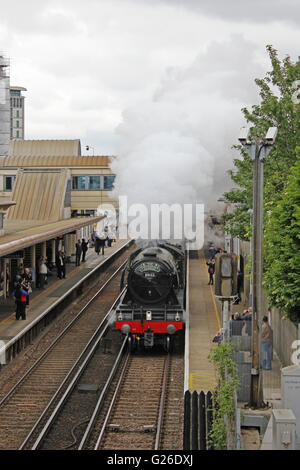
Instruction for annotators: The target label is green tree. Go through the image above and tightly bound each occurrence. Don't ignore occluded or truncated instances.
[264,150,300,321]
[224,46,300,240]
[208,343,240,450]
[223,46,300,321]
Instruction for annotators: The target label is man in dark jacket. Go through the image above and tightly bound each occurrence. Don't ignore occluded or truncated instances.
[206,259,215,285]
[13,282,29,320]
[81,239,88,262]
[56,251,66,279]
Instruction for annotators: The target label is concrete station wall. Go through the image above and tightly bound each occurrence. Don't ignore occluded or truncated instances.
[233,239,298,368]
[270,307,298,368]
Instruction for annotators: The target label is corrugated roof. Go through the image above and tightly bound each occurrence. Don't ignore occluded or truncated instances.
[1,155,111,168]
[9,139,81,157]
[7,170,69,222]
[0,215,105,258]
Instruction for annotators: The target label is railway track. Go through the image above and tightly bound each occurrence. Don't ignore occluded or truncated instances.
[0,258,130,450]
[78,347,184,451]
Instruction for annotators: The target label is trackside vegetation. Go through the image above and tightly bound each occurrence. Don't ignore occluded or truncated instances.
[223,46,300,322]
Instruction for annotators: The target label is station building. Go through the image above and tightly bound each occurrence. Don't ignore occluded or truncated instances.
[10,86,27,140]
[0,139,118,299]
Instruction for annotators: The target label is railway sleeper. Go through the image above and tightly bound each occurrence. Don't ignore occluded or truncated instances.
[106,424,156,433]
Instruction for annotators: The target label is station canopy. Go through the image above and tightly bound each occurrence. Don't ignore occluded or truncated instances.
[0,215,104,258]
[0,139,113,258]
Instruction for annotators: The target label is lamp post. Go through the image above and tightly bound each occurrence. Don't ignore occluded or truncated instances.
[238,126,277,408]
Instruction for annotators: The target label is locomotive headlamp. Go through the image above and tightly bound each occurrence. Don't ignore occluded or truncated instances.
[175,312,180,321]
[118,312,123,321]
[146,310,152,321]
[167,324,176,335]
[121,324,130,335]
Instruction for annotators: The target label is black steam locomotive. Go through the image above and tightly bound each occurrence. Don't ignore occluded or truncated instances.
[115,242,186,351]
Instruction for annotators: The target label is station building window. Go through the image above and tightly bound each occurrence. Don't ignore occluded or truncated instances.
[72,176,86,190]
[4,175,16,191]
[103,175,115,190]
[71,175,115,190]
[88,175,101,190]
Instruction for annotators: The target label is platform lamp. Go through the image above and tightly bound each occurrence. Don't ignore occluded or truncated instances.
[238,126,278,409]
[85,145,94,155]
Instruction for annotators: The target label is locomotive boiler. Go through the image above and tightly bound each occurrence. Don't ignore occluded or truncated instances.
[115,242,186,351]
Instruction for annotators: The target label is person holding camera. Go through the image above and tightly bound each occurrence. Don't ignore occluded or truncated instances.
[12,281,29,320]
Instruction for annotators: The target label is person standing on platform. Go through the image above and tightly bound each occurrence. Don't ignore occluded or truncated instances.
[75,240,82,266]
[56,251,66,279]
[206,259,215,285]
[107,230,114,247]
[94,235,101,255]
[60,251,66,278]
[18,264,25,279]
[99,232,106,255]
[262,316,273,370]
[24,268,33,307]
[91,230,97,247]
[233,271,243,305]
[243,309,252,336]
[81,238,88,262]
[104,226,109,247]
[24,267,33,286]
[39,257,48,289]
[13,281,29,320]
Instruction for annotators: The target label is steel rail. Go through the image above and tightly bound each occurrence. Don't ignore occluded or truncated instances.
[92,352,170,451]
[27,288,127,450]
[0,239,133,364]
[155,353,170,450]
[0,258,127,413]
[92,349,131,450]
[78,337,129,450]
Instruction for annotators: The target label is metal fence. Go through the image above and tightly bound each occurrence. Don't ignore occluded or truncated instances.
[226,319,252,403]
[183,390,214,450]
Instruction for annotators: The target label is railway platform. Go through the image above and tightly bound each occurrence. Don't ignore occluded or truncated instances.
[0,238,132,363]
[185,249,221,392]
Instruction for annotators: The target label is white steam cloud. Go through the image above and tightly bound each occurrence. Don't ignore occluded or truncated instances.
[111,35,263,238]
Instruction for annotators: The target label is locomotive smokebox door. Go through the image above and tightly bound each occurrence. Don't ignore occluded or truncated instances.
[144,330,154,348]
[214,253,238,297]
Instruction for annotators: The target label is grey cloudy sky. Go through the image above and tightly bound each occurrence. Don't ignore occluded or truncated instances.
[1,0,299,155]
